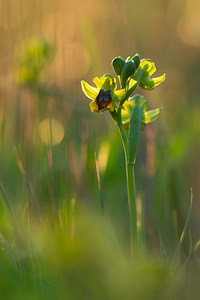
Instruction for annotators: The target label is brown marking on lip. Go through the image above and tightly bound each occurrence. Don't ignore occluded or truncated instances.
[96,89,112,110]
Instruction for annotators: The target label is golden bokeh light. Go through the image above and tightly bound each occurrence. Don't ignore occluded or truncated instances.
[177,14,200,46]
[39,118,64,145]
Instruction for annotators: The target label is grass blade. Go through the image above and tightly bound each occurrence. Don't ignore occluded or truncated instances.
[171,188,193,266]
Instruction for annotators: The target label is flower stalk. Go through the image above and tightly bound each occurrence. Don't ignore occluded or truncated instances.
[116,118,138,257]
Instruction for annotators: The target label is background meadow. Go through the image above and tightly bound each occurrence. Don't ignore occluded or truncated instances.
[0,0,200,299]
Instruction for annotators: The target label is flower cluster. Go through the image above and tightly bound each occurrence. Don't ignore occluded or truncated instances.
[81,55,165,129]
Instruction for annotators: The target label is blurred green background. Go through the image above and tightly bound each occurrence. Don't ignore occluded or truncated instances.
[0,0,200,299]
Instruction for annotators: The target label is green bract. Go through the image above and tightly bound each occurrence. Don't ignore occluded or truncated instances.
[121,95,162,130]
[81,74,125,113]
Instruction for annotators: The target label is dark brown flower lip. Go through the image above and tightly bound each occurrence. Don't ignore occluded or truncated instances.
[96,89,112,110]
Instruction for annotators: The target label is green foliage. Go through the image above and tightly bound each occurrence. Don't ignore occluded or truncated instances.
[0,210,170,300]
[14,37,55,85]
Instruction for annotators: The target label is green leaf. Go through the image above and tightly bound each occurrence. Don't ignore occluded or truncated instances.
[81,80,98,100]
[142,108,162,123]
[128,104,142,164]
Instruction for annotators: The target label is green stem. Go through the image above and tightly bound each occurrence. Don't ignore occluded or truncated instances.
[126,162,137,257]
[118,123,128,158]
[110,77,142,258]
[117,119,137,258]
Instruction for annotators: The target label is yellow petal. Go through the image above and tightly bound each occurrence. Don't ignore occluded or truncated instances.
[81,80,99,100]
[93,77,102,89]
[89,100,99,112]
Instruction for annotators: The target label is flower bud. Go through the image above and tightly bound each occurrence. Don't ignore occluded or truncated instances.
[112,57,125,76]
[132,54,140,69]
[121,60,136,88]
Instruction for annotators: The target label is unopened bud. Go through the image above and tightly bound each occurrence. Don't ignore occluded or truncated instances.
[132,54,140,69]
[121,60,136,88]
[112,57,125,76]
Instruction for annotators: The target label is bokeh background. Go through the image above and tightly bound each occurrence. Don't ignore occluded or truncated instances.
[0,0,200,282]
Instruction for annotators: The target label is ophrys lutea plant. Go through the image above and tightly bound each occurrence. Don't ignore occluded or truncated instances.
[81,54,165,258]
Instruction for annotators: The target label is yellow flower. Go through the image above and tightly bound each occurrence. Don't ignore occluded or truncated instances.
[130,59,166,91]
[121,95,162,130]
[81,74,125,113]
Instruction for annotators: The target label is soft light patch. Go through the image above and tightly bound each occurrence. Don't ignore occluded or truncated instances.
[39,119,64,145]
[54,42,90,82]
[177,14,200,46]
[98,142,110,172]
